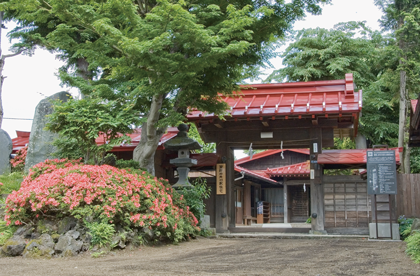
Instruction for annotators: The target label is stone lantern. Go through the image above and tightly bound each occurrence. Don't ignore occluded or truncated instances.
[164,124,202,188]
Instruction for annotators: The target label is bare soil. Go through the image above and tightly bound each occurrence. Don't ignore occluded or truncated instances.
[0,237,418,275]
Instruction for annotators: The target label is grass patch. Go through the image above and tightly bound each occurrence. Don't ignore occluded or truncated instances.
[0,172,24,195]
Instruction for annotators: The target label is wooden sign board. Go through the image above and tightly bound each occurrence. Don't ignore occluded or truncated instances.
[216,163,226,195]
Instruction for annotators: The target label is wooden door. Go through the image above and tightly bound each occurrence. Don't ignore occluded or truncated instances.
[289,185,309,222]
[324,176,371,228]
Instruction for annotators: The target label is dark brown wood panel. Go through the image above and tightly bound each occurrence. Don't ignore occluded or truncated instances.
[397,174,420,218]
[289,185,309,222]
[323,176,371,228]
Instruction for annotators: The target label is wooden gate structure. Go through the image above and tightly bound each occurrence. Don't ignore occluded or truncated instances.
[187,74,362,233]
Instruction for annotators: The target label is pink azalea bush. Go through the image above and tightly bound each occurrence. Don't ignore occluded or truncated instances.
[4,159,199,243]
[10,146,28,172]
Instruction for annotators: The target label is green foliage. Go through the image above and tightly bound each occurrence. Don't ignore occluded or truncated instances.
[115,159,141,170]
[398,215,415,240]
[46,96,140,165]
[306,217,311,224]
[0,220,17,246]
[5,0,330,128]
[410,148,420,173]
[332,137,355,150]
[267,22,377,87]
[176,178,211,225]
[84,221,115,248]
[405,231,420,263]
[187,124,215,154]
[0,172,23,195]
[52,137,85,160]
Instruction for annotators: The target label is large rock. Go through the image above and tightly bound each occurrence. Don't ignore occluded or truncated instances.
[1,237,27,256]
[24,92,71,173]
[54,234,83,256]
[0,129,12,175]
[57,217,78,234]
[23,234,55,258]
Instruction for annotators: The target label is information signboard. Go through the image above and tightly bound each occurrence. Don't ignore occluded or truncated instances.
[367,150,397,195]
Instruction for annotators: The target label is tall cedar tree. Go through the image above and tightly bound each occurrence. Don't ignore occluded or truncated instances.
[375,0,420,173]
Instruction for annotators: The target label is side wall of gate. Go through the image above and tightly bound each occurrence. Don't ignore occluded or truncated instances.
[323,175,371,229]
[397,174,420,218]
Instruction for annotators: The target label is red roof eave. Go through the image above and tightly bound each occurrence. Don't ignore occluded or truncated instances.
[235,165,278,184]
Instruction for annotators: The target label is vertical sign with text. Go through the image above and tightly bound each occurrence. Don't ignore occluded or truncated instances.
[216,163,226,195]
[367,150,397,195]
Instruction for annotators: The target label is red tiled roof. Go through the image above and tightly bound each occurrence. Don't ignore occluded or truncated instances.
[12,128,179,153]
[235,149,310,165]
[187,74,362,120]
[234,165,278,184]
[318,147,402,165]
[11,131,30,153]
[95,127,179,151]
[266,161,310,177]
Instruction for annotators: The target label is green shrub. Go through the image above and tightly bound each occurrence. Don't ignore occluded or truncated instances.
[0,220,17,246]
[4,159,199,243]
[115,159,141,170]
[177,178,211,226]
[85,221,115,248]
[398,215,414,240]
[405,231,420,263]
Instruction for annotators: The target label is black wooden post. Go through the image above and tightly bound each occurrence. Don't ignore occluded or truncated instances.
[215,140,234,232]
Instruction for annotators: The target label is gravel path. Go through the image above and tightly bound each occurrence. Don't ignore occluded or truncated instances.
[0,237,418,275]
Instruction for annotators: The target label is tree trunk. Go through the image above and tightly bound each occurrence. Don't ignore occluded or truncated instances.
[0,11,4,129]
[398,69,407,173]
[77,58,90,99]
[133,94,167,175]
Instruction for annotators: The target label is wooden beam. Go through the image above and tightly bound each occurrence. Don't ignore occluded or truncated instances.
[284,184,288,223]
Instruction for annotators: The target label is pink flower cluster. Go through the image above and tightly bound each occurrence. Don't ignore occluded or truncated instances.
[4,159,200,240]
[10,146,28,171]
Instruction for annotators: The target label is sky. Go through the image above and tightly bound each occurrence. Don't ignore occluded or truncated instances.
[1,0,384,140]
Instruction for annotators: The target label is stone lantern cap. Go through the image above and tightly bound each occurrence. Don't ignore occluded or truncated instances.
[164,124,202,151]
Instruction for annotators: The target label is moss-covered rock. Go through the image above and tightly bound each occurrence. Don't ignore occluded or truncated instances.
[1,238,26,256]
[58,217,78,234]
[22,234,55,258]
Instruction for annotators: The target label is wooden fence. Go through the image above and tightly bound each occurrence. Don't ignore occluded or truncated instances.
[396,174,420,218]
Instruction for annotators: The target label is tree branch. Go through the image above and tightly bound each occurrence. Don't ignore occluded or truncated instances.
[2,50,24,60]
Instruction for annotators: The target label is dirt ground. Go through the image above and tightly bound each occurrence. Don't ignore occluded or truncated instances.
[0,237,419,276]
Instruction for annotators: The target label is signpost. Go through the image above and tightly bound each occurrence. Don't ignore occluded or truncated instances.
[367,150,397,195]
[366,146,397,239]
